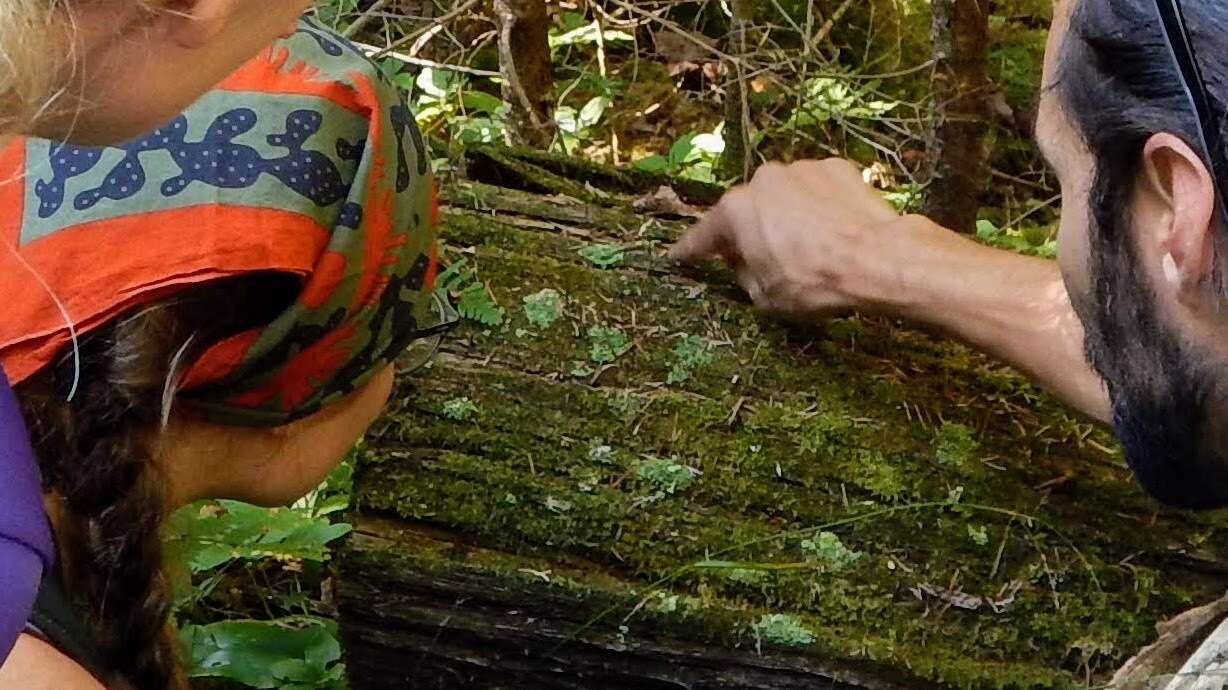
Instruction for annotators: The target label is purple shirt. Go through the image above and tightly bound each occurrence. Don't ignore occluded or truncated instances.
[0,371,52,663]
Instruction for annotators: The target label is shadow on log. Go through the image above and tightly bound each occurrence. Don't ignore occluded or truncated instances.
[336,149,1228,689]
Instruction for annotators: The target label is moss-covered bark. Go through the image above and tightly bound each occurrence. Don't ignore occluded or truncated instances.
[337,150,1228,690]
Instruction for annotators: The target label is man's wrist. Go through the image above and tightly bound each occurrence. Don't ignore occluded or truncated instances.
[848,214,960,321]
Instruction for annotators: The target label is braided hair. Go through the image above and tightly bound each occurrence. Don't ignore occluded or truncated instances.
[16,274,295,689]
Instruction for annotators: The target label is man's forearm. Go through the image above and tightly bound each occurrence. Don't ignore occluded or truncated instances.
[858,215,1111,423]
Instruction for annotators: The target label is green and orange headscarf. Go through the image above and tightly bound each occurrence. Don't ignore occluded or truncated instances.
[0,20,440,426]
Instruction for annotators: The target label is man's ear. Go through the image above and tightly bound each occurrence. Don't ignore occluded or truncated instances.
[1141,132,1220,300]
[159,0,244,49]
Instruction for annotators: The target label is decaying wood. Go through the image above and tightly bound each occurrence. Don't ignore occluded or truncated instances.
[337,148,1228,689]
[340,519,929,690]
[924,0,990,233]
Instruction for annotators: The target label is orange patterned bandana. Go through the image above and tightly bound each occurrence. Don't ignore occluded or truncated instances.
[0,20,440,425]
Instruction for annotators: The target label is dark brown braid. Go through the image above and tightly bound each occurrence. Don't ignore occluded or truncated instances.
[16,273,296,690]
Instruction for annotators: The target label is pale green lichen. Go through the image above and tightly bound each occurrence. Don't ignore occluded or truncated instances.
[578,243,626,268]
[967,524,990,547]
[753,614,816,647]
[667,334,714,384]
[441,397,478,421]
[522,288,564,329]
[588,325,629,364]
[800,532,862,572]
[636,456,697,495]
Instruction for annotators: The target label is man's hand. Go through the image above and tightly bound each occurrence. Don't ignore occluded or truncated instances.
[670,159,904,319]
[669,158,1111,422]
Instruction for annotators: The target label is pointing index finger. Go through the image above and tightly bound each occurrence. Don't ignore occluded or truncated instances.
[669,192,740,265]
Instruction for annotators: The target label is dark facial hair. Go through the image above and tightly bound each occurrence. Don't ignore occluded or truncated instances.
[1075,213,1228,509]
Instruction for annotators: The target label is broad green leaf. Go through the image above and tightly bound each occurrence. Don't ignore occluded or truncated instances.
[632,154,670,173]
[181,619,344,690]
[554,106,580,134]
[166,500,352,575]
[976,219,1000,239]
[461,91,505,114]
[668,134,697,167]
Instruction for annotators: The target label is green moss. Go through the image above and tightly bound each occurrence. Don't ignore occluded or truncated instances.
[936,422,980,467]
[341,167,1228,689]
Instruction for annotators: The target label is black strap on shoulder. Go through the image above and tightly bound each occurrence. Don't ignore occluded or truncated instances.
[24,572,109,682]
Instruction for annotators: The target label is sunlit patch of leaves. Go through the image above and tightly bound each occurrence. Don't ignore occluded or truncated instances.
[633,126,726,184]
[976,219,1058,258]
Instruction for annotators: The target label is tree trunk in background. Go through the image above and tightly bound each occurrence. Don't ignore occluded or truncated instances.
[493,0,557,148]
[720,0,754,182]
[923,0,990,234]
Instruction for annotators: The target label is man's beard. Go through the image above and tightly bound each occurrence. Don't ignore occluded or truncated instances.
[1075,219,1228,509]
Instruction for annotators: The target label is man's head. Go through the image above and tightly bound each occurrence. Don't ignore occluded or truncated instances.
[1039,0,1228,507]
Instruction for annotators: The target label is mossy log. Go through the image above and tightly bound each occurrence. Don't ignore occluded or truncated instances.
[336,150,1228,690]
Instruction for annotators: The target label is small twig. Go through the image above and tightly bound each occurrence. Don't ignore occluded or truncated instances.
[812,0,857,49]
[370,0,485,58]
[354,41,501,78]
[342,0,391,38]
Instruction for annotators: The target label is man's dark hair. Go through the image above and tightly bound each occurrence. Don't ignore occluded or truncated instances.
[1060,0,1228,290]
[1058,0,1228,508]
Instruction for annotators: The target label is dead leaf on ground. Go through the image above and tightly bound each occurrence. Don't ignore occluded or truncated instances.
[632,186,703,219]
[653,29,719,78]
[910,580,1021,613]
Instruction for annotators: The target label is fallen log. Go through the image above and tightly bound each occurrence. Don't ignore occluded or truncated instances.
[335,149,1228,689]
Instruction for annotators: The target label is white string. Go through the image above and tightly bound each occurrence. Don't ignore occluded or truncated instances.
[4,242,81,401]
[160,335,195,428]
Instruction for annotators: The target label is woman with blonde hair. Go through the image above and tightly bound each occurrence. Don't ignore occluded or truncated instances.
[0,2,440,688]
